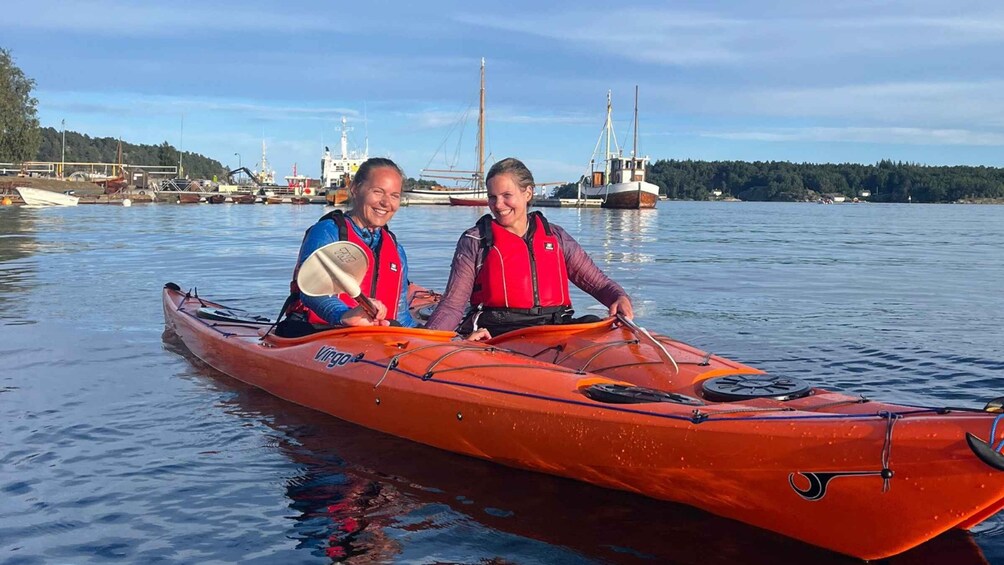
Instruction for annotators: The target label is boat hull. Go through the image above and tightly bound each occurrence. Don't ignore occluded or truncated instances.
[404,187,484,205]
[448,196,488,206]
[14,186,79,206]
[163,285,1004,560]
[583,181,659,209]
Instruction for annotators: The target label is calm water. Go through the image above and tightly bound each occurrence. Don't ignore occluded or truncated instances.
[2,201,1003,564]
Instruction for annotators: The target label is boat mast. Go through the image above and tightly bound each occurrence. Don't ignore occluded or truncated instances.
[477,57,485,191]
[633,85,641,185]
[340,117,349,159]
[604,90,612,183]
[632,86,639,161]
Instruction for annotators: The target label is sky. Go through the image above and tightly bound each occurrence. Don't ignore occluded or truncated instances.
[6,0,1004,183]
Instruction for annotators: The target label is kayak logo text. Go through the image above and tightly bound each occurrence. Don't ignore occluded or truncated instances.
[314,346,354,368]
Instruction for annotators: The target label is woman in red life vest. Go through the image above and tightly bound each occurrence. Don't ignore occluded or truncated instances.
[279,158,417,337]
[425,157,633,340]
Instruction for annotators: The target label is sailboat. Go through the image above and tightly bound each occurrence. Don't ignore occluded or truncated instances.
[580,87,660,209]
[414,58,488,206]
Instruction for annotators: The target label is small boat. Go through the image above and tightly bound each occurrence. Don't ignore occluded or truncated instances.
[580,89,660,209]
[14,186,79,206]
[206,194,227,204]
[326,188,350,206]
[163,282,1004,560]
[447,196,488,207]
[177,193,201,204]
[290,196,311,205]
[266,195,284,205]
[231,193,257,204]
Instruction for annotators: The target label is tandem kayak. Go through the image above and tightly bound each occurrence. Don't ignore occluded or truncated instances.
[163,283,1004,560]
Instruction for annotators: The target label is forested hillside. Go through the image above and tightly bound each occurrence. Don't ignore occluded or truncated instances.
[36,127,227,180]
[555,159,1004,203]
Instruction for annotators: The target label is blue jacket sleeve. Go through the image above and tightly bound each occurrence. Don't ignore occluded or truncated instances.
[298,221,352,325]
[297,219,417,327]
[396,241,418,328]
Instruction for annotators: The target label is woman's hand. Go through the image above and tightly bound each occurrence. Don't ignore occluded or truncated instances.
[609,296,634,320]
[465,328,492,341]
[340,300,390,326]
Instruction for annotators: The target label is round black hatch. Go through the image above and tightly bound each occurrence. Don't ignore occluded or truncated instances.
[701,374,812,402]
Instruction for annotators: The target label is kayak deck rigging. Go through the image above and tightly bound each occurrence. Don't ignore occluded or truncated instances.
[163,282,1004,560]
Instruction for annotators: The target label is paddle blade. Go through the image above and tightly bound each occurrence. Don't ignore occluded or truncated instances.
[297,241,369,297]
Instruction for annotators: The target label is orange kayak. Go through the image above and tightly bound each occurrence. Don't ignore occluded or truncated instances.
[164,283,1004,560]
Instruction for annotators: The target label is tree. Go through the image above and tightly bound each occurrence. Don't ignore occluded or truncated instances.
[0,48,41,162]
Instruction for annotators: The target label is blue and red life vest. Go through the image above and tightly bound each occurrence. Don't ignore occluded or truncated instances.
[287,210,403,324]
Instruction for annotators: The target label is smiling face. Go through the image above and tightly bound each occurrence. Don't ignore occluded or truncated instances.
[487,173,533,235]
[350,167,403,230]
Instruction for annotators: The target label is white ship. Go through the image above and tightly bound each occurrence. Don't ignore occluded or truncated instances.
[321,117,367,204]
[579,88,659,209]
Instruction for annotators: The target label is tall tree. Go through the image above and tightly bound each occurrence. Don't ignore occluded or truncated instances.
[0,48,41,162]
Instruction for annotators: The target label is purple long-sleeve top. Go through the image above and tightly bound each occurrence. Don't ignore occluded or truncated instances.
[424,221,628,332]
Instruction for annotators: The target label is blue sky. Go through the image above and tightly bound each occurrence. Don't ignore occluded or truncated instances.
[6,0,1004,183]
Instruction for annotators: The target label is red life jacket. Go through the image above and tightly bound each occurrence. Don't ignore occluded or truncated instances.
[471,212,571,311]
[287,210,403,324]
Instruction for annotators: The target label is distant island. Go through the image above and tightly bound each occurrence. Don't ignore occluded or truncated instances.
[554,159,1004,203]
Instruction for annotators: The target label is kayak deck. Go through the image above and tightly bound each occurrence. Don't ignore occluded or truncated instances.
[163,283,1004,560]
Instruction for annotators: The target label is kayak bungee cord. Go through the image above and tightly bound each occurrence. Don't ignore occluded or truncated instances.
[616,314,680,375]
[554,339,638,365]
[880,411,898,492]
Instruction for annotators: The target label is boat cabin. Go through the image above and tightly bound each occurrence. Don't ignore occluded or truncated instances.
[609,156,648,184]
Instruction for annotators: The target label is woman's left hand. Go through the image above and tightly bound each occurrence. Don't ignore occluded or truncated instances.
[465,328,492,341]
[609,296,634,320]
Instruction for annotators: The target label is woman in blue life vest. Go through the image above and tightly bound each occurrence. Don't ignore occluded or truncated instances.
[425,157,633,340]
[279,157,417,337]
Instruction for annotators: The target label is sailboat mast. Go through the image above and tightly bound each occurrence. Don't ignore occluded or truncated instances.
[604,90,612,183]
[632,85,639,160]
[477,57,486,190]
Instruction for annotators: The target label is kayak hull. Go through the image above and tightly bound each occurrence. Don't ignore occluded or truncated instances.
[163,284,1004,560]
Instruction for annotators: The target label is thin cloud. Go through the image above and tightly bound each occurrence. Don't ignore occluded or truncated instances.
[456,5,1004,66]
[703,126,1004,146]
[403,107,593,130]
[39,91,361,120]
[11,1,340,35]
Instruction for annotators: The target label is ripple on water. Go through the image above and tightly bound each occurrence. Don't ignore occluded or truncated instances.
[2,202,1003,562]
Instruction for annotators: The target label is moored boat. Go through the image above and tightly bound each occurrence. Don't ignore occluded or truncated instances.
[231,193,257,204]
[580,89,660,209]
[322,117,367,205]
[14,186,79,206]
[163,282,1004,560]
[419,58,489,206]
[448,196,488,207]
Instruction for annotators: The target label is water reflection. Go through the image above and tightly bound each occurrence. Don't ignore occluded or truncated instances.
[0,208,38,325]
[565,208,659,266]
[164,330,987,565]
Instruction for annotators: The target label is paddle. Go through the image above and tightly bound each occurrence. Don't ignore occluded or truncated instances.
[296,241,380,319]
[616,313,680,374]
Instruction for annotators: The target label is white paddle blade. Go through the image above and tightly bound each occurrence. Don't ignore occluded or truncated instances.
[297,241,370,297]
